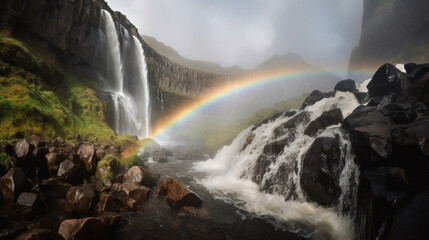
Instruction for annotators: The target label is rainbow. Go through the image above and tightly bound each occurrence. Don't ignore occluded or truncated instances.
[150,67,375,140]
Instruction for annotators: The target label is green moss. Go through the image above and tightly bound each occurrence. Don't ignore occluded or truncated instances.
[121,153,142,168]
[0,152,10,174]
[96,153,120,181]
[0,34,117,142]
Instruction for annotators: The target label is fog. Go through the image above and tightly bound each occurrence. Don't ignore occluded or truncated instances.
[106,0,363,73]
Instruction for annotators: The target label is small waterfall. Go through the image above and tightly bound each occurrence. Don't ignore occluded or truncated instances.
[195,90,363,239]
[95,9,151,138]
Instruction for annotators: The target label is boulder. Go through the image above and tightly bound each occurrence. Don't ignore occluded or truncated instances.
[15,228,63,240]
[57,160,79,182]
[77,144,96,172]
[95,149,105,160]
[31,147,49,168]
[180,206,211,219]
[300,137,343,206]
[300,90,335,109]
[420,137,429,157]
[405,63,429,79]
[110,182,150,210]
[96,192,120,213]
[15,139,35,158]
[155,178,202,208]
[26,135,45,148]
[274,111,310,138]
[40,177,72,198]
[58,217,108,240]
[0,167,25,206]
[52,136,65,147]
[122,166,155,187]
[97,212,121,228]
[304,108,343,137]
[65,184,95,214]
[335,79,357,92]
[45,153,66,176]
[15,192,40,216]
[0,141,14,156]
[367,63,409,98]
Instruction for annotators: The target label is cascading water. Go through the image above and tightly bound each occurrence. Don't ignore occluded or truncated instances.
[194,86,370,239]
[95,9,151,138]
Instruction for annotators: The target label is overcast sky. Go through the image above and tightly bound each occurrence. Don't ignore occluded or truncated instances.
[106,0,363,73]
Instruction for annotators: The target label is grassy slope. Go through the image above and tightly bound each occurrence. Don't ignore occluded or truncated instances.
[0,34,121,142]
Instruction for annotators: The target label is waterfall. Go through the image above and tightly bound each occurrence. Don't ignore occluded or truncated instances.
[195,90,364,239]
[95,9,151,139]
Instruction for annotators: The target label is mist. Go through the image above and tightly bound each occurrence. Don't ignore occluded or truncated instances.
[106,0,363,73]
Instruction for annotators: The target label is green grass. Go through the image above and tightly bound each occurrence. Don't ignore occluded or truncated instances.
[0,34,118,142]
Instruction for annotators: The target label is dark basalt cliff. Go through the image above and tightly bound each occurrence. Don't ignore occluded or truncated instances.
[0,0,231,97]
[349,0,429,73]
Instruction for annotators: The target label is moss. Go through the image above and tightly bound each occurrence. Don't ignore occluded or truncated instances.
[0,152,10,175]
[96,153,120,181]
[121,153,142,168]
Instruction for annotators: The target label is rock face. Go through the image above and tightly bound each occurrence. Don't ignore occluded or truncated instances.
[304,108,343,137]
[155,178,202,208]
[349,0,429,73]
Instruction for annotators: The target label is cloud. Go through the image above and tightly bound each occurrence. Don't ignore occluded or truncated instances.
[105,0,363,72]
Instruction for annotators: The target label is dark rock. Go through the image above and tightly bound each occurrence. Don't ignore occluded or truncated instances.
[420,137,429,157]
[110,182,150,210]
[58,217,108,240]
[155,178,202,208]
[26,135,45,148]
[97,212,121,228]
[335,79,357,92]
[15,192,40,216]
[62,143,75,155]
[367,92,398,107]
[352,91,370,104]
[404,63,418,74]
[77,144,96,172]
[256,112,284,128]
[405,63,429,80]
[0,167,25,206]
[367,63,410,98]
[180,206,211,219]
[52,136,65,147]
[96,192,120,213]
[242,133,255,151]
[15,228,63,240]
[0,142,14,156]
[65,184,95,214]
[300,90,335,109]
[304,108,343,137]
[96,149,105,160]
[274,111,310,138]
[15,139,35,158]
[31,147,49,168]
[300,137,344,205]
[40,177,72,198]
[45,153,66,176]
[57,160,79,182]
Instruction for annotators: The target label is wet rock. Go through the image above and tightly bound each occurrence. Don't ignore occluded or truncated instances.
[96,192,120,213]
[52,136,65,147]
[15,192,40,216]
[335,79,357,92]
[57,160,79,182]
[15,228,63,240]
[180,206,211,219]
[40,177,72,198]
[65,184,95,214]
[274,111,310,138]
[77,144,96,172]
[45,153,66,176]
[110,182,150,210]
[352,91,370,104]
[122,166,155,187]
[58,217,108,240]
[420,137,429,157]
[300,137,343,206]
[300,90,335,109]
[0,167,25,206]
[15,139,35,158]
[97,212,121,228]
[367,63,410,98]
[405,63,429,80]
[304,108,343,137]
[31,147,49,168]
[155,178,202,208]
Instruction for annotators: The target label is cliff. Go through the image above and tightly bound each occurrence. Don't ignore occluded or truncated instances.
[0,0,232,98]
[349,0,429,73]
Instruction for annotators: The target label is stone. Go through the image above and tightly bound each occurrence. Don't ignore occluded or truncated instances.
[96,192,120,213]
[96,149,105,160]
[52,136,65,147]
[57,160,79,182]
[15,138,35,158]
[97,212,121,228]
[0,141,14,156]
[335,79,357,92]
[15,192,40,216]
[15,228,63,240]
[58,217,108,240]
[45,153,66,176]
[304,108,343,137]
[110,182,150,210]
[420,137,429,157]
[122,166,155,187]
[77,144,96,172]
[155,178,202,208]
[367,63,410,98]
[40,177,72,198]
[300,90,335,109]
[180,206,211,219]
[65,184,95,214]
[300,137,343,206]
[274,111,310,138]
[0,167,25,206]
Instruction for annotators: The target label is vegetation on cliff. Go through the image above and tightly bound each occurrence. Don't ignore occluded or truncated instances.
[0,34,120,142]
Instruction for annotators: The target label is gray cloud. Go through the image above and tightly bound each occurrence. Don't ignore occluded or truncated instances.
[106,0,363,74]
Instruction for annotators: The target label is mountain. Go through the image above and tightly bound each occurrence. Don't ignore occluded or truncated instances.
[349,0,429,74]
[256,52,308,70]
[141,35,246,75]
